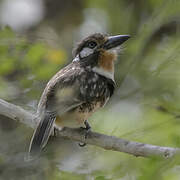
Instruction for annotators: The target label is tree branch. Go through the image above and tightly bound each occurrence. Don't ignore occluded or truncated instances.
[0,99,36,128]
[0,98,180,158]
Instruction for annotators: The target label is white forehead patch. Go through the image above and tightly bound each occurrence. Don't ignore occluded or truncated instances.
[80,47,94,58]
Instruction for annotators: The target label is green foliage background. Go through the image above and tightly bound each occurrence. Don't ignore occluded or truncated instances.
[0,0,180,179]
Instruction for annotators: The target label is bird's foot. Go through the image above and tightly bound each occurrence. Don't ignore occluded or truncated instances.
[79,120,91,147]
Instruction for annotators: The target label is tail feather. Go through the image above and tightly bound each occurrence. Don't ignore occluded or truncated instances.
[29,113,56,157]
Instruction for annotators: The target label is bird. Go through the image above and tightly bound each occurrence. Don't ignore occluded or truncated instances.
[29,33,130,157]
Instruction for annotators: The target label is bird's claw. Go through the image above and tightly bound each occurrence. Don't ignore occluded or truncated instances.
[79,120,91,147]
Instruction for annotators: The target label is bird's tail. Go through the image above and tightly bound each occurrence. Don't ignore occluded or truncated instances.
[28,113,56,158]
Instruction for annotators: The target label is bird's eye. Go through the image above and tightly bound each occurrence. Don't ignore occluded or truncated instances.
[87,41,97,49]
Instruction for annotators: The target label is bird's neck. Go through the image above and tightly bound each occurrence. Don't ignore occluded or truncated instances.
[93,50,117,81]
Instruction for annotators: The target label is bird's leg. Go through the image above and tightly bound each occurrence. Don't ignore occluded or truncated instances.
[52,124,63,137]
[79,120,91,147]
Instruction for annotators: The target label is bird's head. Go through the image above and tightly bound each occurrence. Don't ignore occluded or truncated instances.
[73,33,130,80]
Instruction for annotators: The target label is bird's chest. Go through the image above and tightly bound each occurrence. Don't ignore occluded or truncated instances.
[78,69,112,101]
[55,70,114,128]
[76,96,108,118]
[55,99,108,128]
[78,72,111,113]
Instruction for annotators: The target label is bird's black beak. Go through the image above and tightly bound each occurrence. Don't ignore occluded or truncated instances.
[103,35,130,50]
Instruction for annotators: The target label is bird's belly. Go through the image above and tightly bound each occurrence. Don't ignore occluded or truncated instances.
[55,100,105,128]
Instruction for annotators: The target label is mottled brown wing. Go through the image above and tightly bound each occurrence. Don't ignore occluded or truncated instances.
[29,62,84,157]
